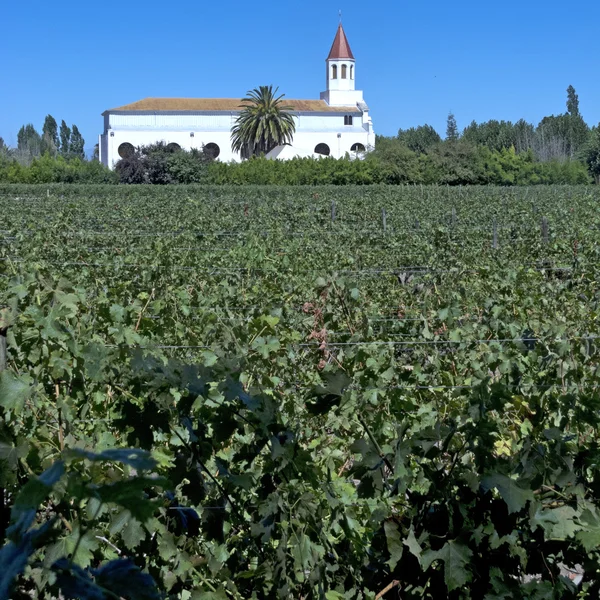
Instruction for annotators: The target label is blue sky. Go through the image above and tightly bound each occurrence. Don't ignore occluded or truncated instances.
[2,0,599,151]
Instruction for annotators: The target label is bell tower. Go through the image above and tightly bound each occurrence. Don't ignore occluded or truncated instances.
[320,24,364,106]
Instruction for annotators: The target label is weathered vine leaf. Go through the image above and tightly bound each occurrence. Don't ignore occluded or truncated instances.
[93,558,161,600]
[576,508,600,551]
[481,474,533,514]
[383,520,403,569]
[422,539,473,591]
[403,526,422,563]
[9,461,65,535]
[0,519,56,599]
[0,371,32,413]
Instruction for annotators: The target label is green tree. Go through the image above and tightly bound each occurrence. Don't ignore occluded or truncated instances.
[582,125,600,183]
[566,84,580,117]
[513,118,536,153]
[59,120,71,156]
[17,124,42,156]
[461,119,534,152]
[41,115,59,155]
[446,112,459,142]
[397,124,441,154]
[231,85,296,159]
[69,125,85,159]
[534,86,589,160]
[535,113,588,161]
[0,137,4,151]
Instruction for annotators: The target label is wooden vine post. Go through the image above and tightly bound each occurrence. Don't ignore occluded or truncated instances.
[0,310,7,543]
[0,309,7,373]
[541,217,549,245]
[382,208,387,234]
[331,200,336,223]
[0,331,5,373]
[492,218,498,250]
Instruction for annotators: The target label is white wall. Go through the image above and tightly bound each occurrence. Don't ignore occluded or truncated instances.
[104,130,239,166]
[102,111,373,168]
[325,59,356,93]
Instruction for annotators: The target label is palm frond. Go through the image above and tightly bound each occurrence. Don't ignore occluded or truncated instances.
[231,85,296,158]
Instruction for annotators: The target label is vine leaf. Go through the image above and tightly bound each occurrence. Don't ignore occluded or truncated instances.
[306,372,352,415]
[577,508,600,551]
[0,519,56,600]
[422,539,472,591]
[0,371,32,413]
[191,589,228,600]
[384,520,403,569]
[10,461,65,534]
[122,517,145,551]
[481,474,533,514]
[93,558,161,600]
[403,526,422,563]
[53,557,161,600]
[536,506,579,540]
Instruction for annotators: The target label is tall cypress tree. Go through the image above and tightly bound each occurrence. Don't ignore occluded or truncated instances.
[17,124,42,156]
[42,115,59,154]
[446,112,459,142]
[59,120,71,156]
[69,125,85,159]
[566,85,580,117]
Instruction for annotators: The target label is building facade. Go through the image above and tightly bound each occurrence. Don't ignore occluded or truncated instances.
[99,24,374,168]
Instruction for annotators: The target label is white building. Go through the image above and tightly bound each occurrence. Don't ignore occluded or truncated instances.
[99,24,374,168]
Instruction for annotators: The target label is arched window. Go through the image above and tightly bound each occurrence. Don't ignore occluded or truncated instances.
[351,143,366,153]
[118,142,135,158]
[314,143,330,156]
[341,64,347,79]
[350,65,354,80]
[331,65,337,79]
[203,142,220,159]
[166,142,181,152]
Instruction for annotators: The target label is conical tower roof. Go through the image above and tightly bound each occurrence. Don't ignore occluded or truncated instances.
[327,24,355,60]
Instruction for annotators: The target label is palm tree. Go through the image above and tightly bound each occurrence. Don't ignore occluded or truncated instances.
[231,86,296,159]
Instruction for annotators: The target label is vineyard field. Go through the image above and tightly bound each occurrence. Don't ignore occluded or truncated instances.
[1,183,600,598]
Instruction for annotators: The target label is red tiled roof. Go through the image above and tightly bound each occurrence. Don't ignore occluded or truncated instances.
[104,98,358,113]
[327,24,354,60]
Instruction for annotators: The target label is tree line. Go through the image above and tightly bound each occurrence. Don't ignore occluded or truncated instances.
[1,85,600,184]
[2,115,86,162]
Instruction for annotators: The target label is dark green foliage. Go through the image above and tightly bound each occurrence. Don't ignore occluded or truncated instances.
[0,449,162,599]
[115,152,146,184]
[167,148,211,183]
[0,146,591,186]
[581,125,600,184]
[0,154,117,184]
[115,143,212,184]
[231,85,296,158]
[1,186,600,596]
[567,84,580,117]
[536,113,589,161]
[42,115,59,156]
[207,154,387,184]
[59,121,71,157]
[462,119,535,153]
[397,124,441,154]
[446,112,459,141]
[69,125,85,159]
[17,124,42,156]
